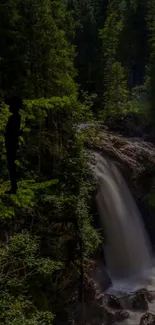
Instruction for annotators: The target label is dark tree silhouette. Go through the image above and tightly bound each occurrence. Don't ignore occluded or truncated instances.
[5,96,22,194]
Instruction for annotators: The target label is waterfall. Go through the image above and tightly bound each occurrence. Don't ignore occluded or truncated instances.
[95,153,152,281]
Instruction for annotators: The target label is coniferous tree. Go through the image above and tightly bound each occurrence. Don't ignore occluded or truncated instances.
[99,3,126,115]
[146,0,155,123]
[119,0,147,88]
[0,0,76,99]
[104,61,129,117]
[1,0,155,323]
[67,0,107,93]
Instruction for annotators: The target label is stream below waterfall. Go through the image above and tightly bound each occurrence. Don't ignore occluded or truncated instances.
[94,152,155,324]
[106,266,155,324]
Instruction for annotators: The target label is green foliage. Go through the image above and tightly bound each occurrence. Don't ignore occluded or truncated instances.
[0,91,100,322]
[18,96,81,178]
[0,0,77,98]
[78,91,96,122]
[0,232,63,280]
[98,0,149,120]
[99,6,127,114]
[1,0,154,322]
[146,0,155,126]
[99,12,124,62]
[102,61,129,118]
[0,232,63,323]
[0,103,10,174]
[80,126,104,147]
[0,294,54,324]
[144,193,155,210]
[67,0,105,92]
[77,183,101,255]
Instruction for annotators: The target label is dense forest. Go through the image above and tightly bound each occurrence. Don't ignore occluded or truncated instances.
[0,0,155,324]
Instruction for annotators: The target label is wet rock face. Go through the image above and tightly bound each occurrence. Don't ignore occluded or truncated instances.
[92,262,112,292]
[88,127,155,245]
[92,129,155,184]
[139,312,155,325]
[132,289,153,311]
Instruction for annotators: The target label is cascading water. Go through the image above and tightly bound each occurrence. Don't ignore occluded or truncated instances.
[95,152,152,284]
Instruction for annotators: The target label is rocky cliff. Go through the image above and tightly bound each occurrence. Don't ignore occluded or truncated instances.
[81,124,155,247]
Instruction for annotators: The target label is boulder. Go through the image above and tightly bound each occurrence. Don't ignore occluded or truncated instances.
[114,310,129,322]
[70,295,129,325]
[141,289,154,303]
[132,294,148,311]
[103,305,129,324]
[140,313,155,325]
[107,295,122,310]
[132,288,153,311]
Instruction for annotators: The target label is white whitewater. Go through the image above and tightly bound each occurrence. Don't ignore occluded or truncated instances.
[95,152,152,282]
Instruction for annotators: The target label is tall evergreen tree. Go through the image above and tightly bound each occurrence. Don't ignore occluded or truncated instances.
[146,0,155,122]
[0,0,76,99]
[104,61,129,117]
[67,0,107,93]
[119,0,148,87]
[99,2,125,113]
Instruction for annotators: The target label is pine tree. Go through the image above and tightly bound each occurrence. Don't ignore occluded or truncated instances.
[146,0,155,123]
[0,0,76,99]
[67,0,108,93]
[119,0,147,87]
[104,61,129,117]
[99,5,125,114]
